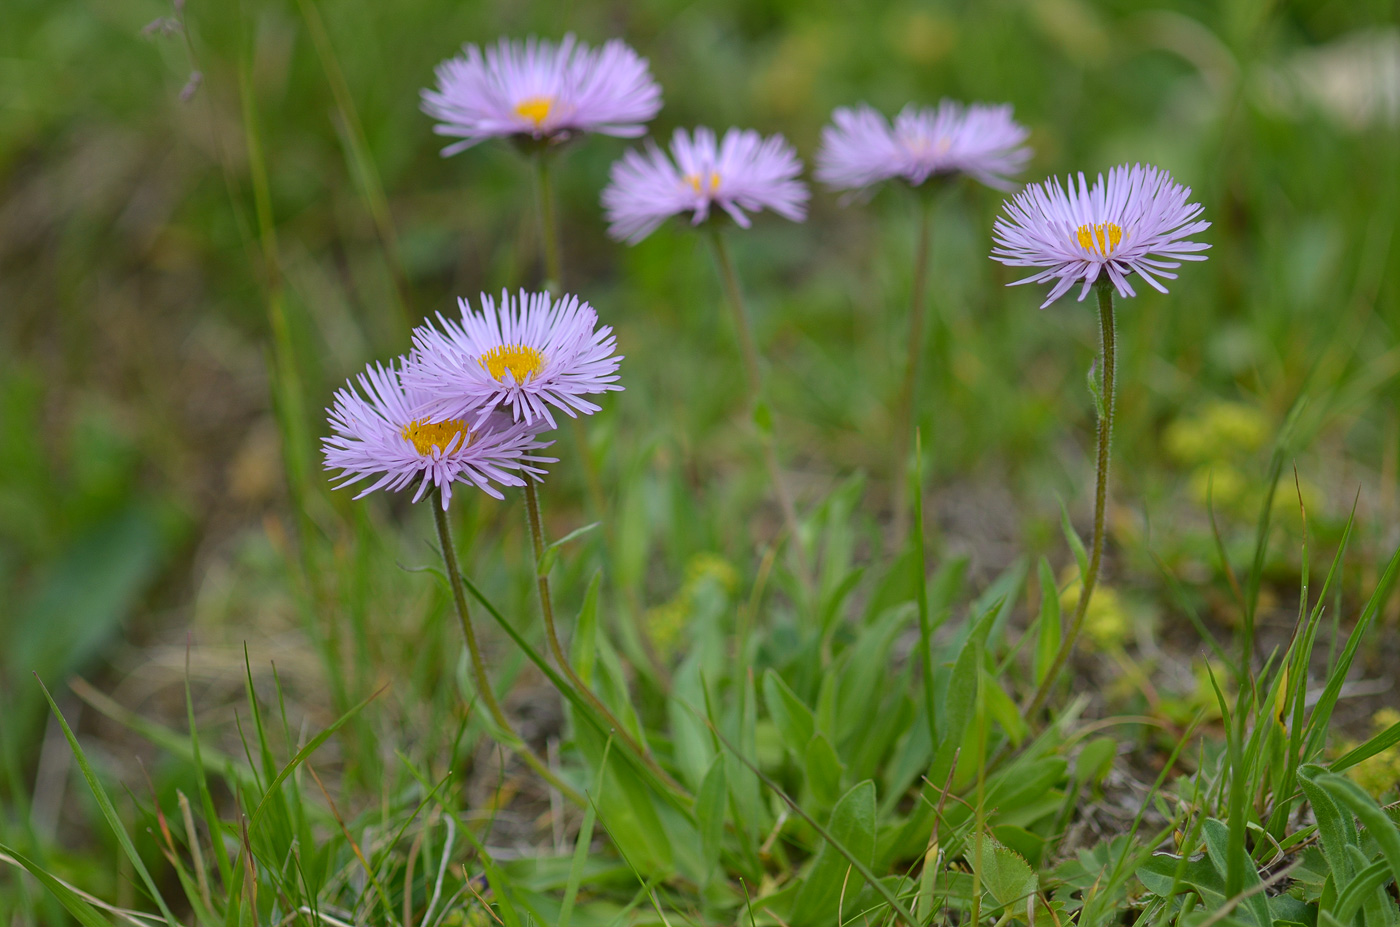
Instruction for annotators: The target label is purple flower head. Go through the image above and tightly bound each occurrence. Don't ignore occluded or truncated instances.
[602,127,809,243]
[422,34,662,155]
[405,290,623,430]
[322,359,554,509]
[817,101,1031,194]
[991,163,1211,309]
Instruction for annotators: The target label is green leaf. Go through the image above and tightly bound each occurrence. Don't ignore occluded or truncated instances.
[696,756,728,877]
[763,668,815,757]
[35,676,180,927]
[575,718,674,878]
[1138,851,1227,906]
[1058,499,1090,582]
[1299,765,1359,887]
[789,781,876,927]
[804,733,845,810]
[1034,557,1062,687]
[1202,818,1272,927]
[538,521,602,577]
[975,837,1038,910]
[0,843,114,927]
[570,571,603,686]
[1333,858,1394,925]
[753,400,773,434]
[1317,772,1400,893]
[1330,721,1400,774]
[1074,737,1118,789]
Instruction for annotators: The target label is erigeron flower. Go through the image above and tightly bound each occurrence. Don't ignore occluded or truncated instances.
[817,100,1031,193]
[602,126,809,243]
[405,290,622,430]
[422,34,662,155]
[322,360,554,509]
[991,162,1211,308]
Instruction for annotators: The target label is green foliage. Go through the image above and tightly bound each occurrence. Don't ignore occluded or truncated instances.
[4,0,1400,924]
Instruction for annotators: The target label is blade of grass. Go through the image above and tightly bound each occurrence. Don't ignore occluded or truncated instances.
[34,675,180,927]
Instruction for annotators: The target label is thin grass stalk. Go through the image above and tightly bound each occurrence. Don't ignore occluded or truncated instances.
[521,480,690,798]
[709,229,813,591]
[891,195,934,542]
[1023,282,1116,722]
[431,496,584,806]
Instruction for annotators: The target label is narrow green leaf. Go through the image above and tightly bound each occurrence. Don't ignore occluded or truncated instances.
[35,676,180,927]
[1317,773,1400,891]
[570,571,603,686]
[1202,818,1272,927]
[1333,858,1395,925]
[763,669,815,757]
[696,756,728,876]
[1034,557,1061,687]
[789,780,877,927]
[0,843,114,927]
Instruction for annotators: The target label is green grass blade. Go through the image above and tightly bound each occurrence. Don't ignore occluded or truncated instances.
[34,675,180,927]
[0,844,114,927]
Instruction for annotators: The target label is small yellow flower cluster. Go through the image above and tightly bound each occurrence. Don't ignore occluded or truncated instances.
[645,553,741,659]
[1164,400,1322,523]
[1343,708,1400,799]
[1059,567,1132,652]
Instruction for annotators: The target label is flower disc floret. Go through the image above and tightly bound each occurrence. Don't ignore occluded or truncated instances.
[322,360,554,509]
[602,126,810,243]
[991,163,1211,308]
[422,34,662,155]
[816,100,1031,193]
[405,290,623,429]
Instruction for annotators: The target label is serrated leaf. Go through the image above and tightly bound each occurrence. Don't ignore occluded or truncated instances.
[975,837,1038,909]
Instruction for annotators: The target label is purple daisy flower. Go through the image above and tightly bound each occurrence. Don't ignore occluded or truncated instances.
[323,359,554,509]
[405,290,622,430]
[422,34,662,155]
[991,163,1211,308]
[816,101,1031,193]
[602,126,809,243]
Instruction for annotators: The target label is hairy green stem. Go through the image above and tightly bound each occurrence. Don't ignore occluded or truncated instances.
[709,229,813,591]
[432,498,584,805]
[891,195,934,543]
[522,480,690,798]
[1023,283,1116,722]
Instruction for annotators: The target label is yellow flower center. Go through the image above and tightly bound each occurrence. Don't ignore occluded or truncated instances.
[401,419,472,456]
[684,171,721,194]
[1076,222,1125,257]
[515,96,553,126]
[480,344,545,383]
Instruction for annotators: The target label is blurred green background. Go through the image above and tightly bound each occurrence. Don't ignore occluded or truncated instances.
[1,0,1398,913]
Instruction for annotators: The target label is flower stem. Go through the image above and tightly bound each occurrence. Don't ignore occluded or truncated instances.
[534,152,562,288]
[892,194,935,544]
[709,229,813,592]
[1022,282,1116,722]
[522,479,690,799]
[431,498,584,806]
